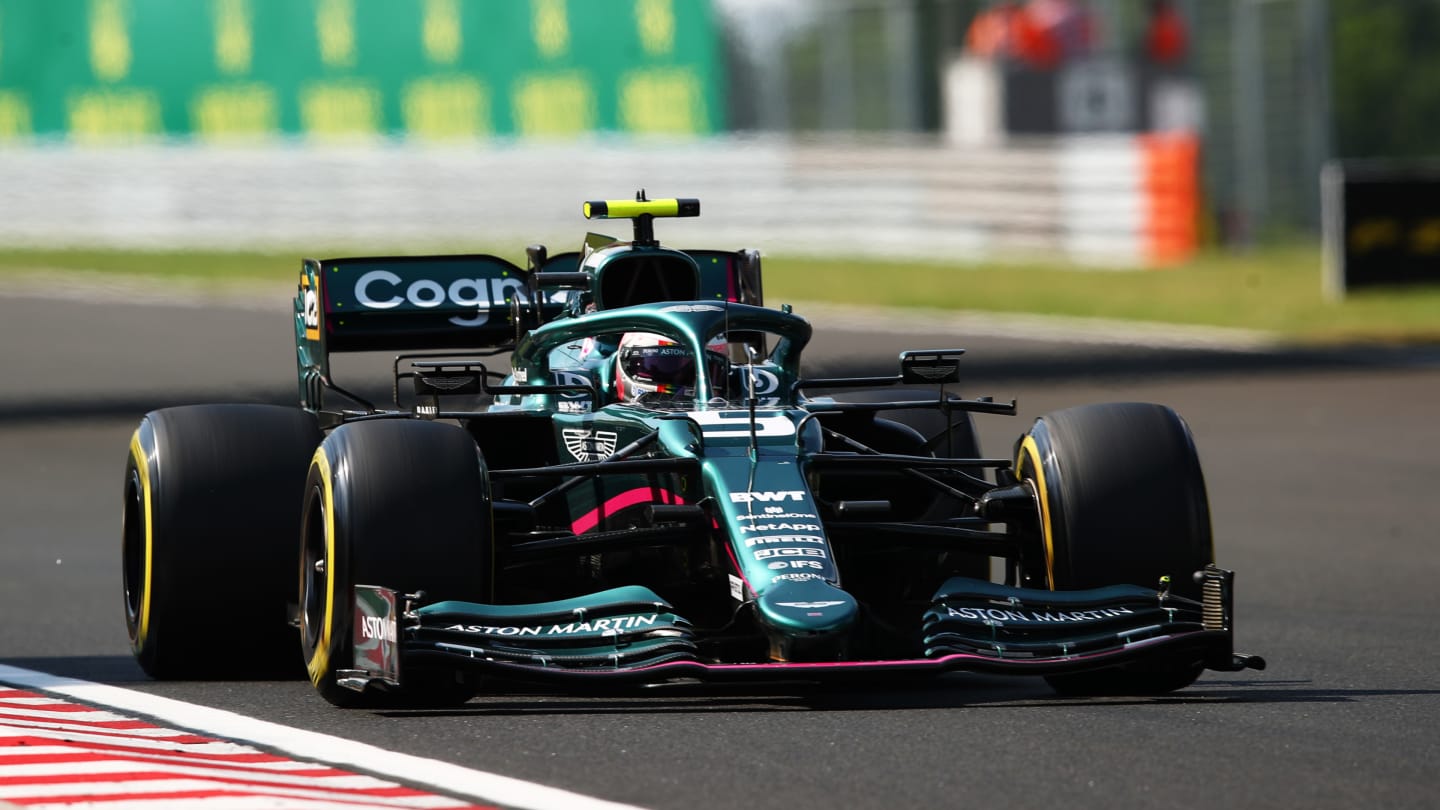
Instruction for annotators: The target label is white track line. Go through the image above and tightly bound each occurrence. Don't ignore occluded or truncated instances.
[0,665,649,810]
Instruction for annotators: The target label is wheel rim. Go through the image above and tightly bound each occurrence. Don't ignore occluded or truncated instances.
[1014,432,1058,590]
[300,483,328,653]
[121,466,145,635]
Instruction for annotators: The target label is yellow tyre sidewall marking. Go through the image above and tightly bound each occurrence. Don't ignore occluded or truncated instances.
[1016,435,1056,590]
[305,447,338,687]
[128,430,154,646]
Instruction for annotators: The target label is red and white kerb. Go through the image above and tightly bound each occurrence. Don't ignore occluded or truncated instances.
[0,687,491,809]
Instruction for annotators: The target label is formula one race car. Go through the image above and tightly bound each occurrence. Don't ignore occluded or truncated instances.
[121,194,1263,706]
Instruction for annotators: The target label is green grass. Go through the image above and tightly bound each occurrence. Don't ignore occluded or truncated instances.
[2,244,1437,344]
[0,248,302,279]
[770,245,1440,344]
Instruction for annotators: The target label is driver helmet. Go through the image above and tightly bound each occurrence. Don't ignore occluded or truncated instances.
[615,332,729,403]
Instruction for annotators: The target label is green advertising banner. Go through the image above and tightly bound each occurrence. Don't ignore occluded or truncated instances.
[0,0,722,141]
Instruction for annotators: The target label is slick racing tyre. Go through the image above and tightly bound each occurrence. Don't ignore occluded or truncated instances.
[123,404,321,679]
[1015,402,1214,696]
[300,420,493,708]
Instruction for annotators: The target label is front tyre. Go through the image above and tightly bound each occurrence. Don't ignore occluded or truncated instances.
[1015,402,1214,695]
[123,405,321,679]
[300,420,493,708]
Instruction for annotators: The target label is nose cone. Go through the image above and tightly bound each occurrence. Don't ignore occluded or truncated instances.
[754,576,852,639]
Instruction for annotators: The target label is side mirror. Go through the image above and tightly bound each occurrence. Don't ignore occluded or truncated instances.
[899,350,965,385]
[532,272,591,290]
[737,249,763,306]
[526,244,548,273]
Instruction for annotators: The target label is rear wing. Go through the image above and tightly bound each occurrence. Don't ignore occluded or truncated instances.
[296,254,552,353]
[295,246,763,413]
[533,248,763,307]
[295,254,564,409]
[689,249,764,307]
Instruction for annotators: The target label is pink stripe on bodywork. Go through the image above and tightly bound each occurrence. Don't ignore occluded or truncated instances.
[571,488,684,535]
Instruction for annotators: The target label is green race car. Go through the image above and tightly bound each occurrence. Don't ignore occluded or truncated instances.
[121,194,1263,706]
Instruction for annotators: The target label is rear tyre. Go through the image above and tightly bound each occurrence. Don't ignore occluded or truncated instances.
[1014,402,1214,696]
[299,420,493,708]
[123,405,321,679]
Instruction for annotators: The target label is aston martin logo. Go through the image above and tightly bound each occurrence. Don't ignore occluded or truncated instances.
[419,374,473,390]
[562,428,618,462]
[660,304,723,313]
[775,601,845,609]
[910,364,958,382]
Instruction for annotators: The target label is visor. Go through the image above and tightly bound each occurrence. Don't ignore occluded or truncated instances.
[621,346,695,386]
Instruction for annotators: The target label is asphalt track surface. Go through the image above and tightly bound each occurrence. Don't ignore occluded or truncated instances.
[2,289,1439,809]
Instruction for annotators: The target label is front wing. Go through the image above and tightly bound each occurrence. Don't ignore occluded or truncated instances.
[339,567,1265,694]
